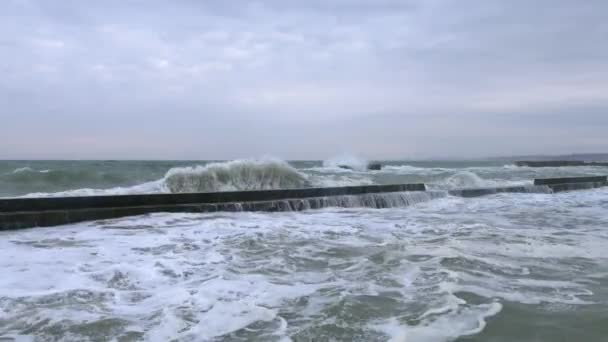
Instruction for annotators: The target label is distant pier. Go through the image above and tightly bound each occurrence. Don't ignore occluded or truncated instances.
[515,160,608,167]
[0,176,606,230]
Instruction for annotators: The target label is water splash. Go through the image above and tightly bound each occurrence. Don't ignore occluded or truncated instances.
[322,154,368,172]
[442,171,492,188]
[211,191,447,212]
[162,159,312,193]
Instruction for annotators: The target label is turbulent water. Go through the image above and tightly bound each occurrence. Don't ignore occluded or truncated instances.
[1,159,608,341]
[1,158,608,197]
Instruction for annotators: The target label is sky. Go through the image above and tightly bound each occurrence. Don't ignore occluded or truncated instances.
[1,0,607,160]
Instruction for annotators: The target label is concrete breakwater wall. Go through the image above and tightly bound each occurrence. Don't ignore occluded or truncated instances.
[0,177,606,230]
[447,185,552,198]
[1,184,425,230]
[534,176,607,185]
[516,160,608,167]
[448,176,607,197]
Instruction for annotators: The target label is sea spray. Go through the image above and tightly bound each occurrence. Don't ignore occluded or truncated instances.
[435,171,532,190]
[442,171,493,188]
[322,154,369,172]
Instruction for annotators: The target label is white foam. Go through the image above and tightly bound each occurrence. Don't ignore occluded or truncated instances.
[11,167,35,174]
[1,188,606,340]
[5,167,52,176]
[374,302,502,342]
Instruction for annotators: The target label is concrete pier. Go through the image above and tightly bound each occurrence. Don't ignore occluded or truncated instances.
[448,176,607,198]
[1,176,606,230]
[516,161,608,167]
[0,184,425,230]
[534,176,607,185]
[447,185,550,198]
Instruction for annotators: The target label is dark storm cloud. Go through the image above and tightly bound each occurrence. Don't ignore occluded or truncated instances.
[1,0,607,159]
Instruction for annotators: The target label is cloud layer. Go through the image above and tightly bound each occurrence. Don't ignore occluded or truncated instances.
[1,0,607,159]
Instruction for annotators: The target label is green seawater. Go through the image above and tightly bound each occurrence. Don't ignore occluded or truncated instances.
[0,160,607,341]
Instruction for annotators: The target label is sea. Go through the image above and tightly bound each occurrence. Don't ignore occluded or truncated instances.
[1,157,608,341]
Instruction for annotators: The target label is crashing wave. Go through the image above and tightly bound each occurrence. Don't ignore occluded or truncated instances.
[7,167,52,175]
[432,171,532,190]
[442,171,492,188]
[322,154,368,172]
[11,159,372,197]
[162,159,312,193]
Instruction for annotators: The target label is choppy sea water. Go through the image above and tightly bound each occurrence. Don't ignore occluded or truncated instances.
[1,159,608,341]
[1,158,608,197]
[1,186,608,341]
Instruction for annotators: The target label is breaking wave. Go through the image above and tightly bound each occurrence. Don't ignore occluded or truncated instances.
[9,167,51,174]
[443,171,493,188]
[10,159,583,198]
[11,167,34,174]
[162,159,312,193]
[3,166,50,175]
[11,159,375,198]
[321,154,368,172]
[432,171,532,190]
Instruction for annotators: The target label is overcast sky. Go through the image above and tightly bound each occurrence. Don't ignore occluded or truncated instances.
[1,0,607,160]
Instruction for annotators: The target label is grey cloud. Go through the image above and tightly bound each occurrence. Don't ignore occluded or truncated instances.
[0,0,607,159]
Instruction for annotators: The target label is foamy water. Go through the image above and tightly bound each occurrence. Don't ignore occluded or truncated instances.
[1,188,607,341]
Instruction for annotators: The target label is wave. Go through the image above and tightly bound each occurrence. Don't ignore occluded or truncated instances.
[429,171,532,190]
[3,168,126,185]
[380,165,446,175]
[7,167,52,175]
[1,166,144,198]
[19,180,164,198]
[322,154,368,172]
[11,167,35,174]
[162,159,311,193]
[7,160,556,198]
[442,171,494,188]
[11,159,378,198]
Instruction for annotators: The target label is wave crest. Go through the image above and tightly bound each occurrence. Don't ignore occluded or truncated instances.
[162,159,311,193]
[442,171,491,189]
[322,154,368,172]
[11,167,35,174]
[433,171,531,190]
